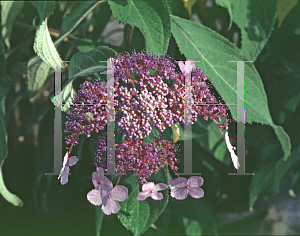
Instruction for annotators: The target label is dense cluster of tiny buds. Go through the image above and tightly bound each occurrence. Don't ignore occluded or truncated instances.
[64,52,231,183]
[113,52,230,140]
[95,133,179,184]
[64,80,108,146]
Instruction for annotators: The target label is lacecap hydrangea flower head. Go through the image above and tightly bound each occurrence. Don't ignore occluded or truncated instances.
[61,51,239,215]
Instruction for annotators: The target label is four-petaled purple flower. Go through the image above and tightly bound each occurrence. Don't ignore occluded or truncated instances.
[87,167,128,215]
[58,152,78,185]
[101,185,128,215]
[170,176,204,200]
[136,182,168,201]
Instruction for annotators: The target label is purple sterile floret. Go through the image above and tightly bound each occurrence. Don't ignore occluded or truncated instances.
[136,182,168,201]
[170,176,204,200]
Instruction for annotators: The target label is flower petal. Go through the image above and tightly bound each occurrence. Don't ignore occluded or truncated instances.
[97,167,105,176]
[101,198,120,215]
[170,187,188,200]
[153,183,168,191]
[111,185,128,202]
[188,187,204,199]
[187,176,203,187]
[136,191,151,201]
[60,173,68,185]
[99,175,113,187]
[170,177,187,188]
[87,189,102,206]
[150,191,163,200]
[59,166,70,185]
[62,151,69,168]
[225,132,240,169]
[92,171,101,188]
[142,182,155,192]
[68,156,78,167]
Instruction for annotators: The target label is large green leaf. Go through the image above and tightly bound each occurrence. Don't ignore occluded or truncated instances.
[215,0,277,61]
[0,1,24,49]
[33,19,63,69]
[108,0,171,54]
[0,41,23,207]
[170,15,291,162]
[117,166,169,236]
[35,1,56,23]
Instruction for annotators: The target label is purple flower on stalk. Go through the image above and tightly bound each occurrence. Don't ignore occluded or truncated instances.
[58,152,78,185]
[136,182,168,201]
[170,176,204,200]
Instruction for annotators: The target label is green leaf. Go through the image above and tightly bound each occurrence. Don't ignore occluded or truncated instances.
[108,0,171,54]
[117,166,169,236]
[68,46,117,79]
[26,56,51,100]
[215,0,277,61]
[74,38,124,53]
[35,1,56,23]
[215,0,233,29]
[0,41,23,207]
[55,1,104,46]
[33,19,63,69]
[249,144,299,209]
[170,14,291,162]
[0,1,24,49]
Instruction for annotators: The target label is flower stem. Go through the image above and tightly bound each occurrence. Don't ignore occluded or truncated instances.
[125,25,134,52]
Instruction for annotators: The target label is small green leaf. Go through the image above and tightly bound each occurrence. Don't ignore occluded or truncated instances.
[170,14,291,162]
[26,55,51,100]
[0,1,24,49]
[33,19,63,69]
[108,0,171,54]
[117,166,169,236]
[35,1,56,23]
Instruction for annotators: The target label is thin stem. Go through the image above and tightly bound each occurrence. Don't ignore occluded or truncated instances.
[115,174,122,186]
[54,0,107,46]
[124,25,134,52]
